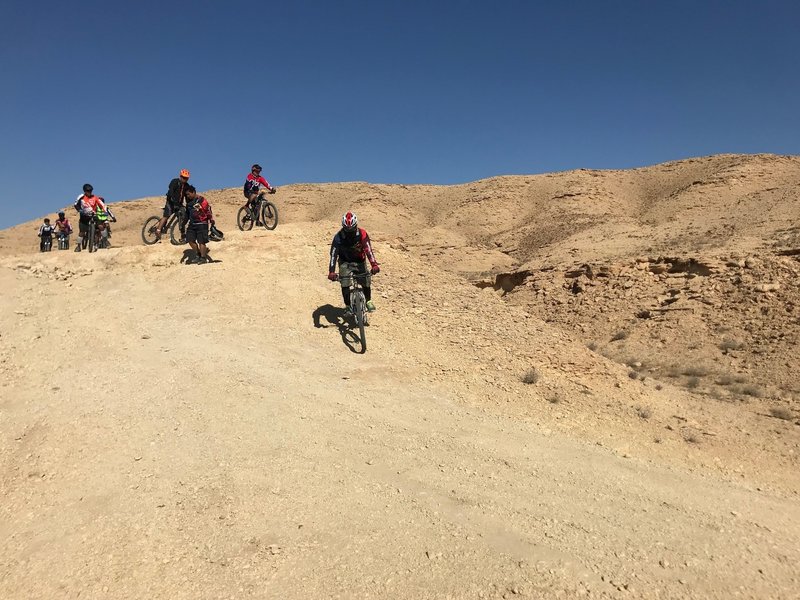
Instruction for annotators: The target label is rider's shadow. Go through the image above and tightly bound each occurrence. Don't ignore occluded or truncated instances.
[312,304,360,354]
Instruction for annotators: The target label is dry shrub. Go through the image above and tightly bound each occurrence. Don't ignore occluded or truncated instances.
[719,338,745,352]
[611,330,630,342]
[716,374,735,386]
[522,368,539,385]
[741,384,765,398]
[636,406,653,420]
[770,407,794,421]
[587,342,598,351]
[655,383,663,391]
[628,371,639,380]
[686,377,701,389]
[682,366,710,377]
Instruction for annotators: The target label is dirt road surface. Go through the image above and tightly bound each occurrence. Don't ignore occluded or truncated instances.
[2,223,799,599]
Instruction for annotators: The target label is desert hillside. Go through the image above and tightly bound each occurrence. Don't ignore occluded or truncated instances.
[2,154,799,598]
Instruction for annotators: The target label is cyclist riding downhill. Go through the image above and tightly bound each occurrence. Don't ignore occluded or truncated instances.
[38,218,55,252]
[327,211,380,316]
[55,211,73,249]
[155,169,190,242]
[73,184,107,252]
[95,203,117,247]
[243,164,275,226]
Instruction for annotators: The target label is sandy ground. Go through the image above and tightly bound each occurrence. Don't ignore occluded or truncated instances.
[2,217,800,599]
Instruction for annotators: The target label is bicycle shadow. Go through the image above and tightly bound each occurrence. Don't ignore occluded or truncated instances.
[312,304,362,354]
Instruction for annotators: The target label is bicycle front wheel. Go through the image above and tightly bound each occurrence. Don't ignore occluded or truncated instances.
[353,291,367,353]
[261,202,279,230]
[88,222,97,253]
[169,217,185,245]
[237,206,254,231]
[141,216,161,245]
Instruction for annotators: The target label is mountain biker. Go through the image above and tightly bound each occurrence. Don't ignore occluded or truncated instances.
[155,169,190,242]
[38,218,55,252]
[54,212,72,247]
[74,184,107,252]
[95,203,117,246]
[327,211,380,315]
[243,164,275,226]
[184,185,214,263]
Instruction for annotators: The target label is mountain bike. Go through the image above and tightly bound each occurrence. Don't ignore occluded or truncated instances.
[237,189,278,231]
[339,271,373,353]
[40,237,53,252]
[57,233,70,250]
[141,207,186,245]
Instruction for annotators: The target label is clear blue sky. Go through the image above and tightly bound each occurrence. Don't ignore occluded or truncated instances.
[2,0,798,227]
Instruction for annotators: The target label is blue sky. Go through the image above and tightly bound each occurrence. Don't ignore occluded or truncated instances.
[1,0,798,227]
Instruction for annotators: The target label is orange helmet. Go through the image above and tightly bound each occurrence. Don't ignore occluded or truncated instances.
[180,169,190,178]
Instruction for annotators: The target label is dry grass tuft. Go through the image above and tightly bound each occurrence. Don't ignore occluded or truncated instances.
[611,330,630,342]
[686,377,701,389]
[719,338,745,352]
[636,406,653,420]
[740,384,765,398]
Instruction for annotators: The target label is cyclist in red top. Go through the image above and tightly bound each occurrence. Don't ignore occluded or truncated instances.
[327,211,380,315]
[243,164,275,226]
[184,186,215,264]
[74,184,107,252]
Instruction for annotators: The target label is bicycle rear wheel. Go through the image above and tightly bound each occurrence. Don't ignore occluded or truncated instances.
[141,216,161,245]
[237,206,254,231]
[353,291,367,353]
[261,201,279,230]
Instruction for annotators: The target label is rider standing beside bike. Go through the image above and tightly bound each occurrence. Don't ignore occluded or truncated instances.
[184,186,214,264]
[74,184,107,252]
[243,164,275,226]
[327,211,380,315]
[155,169,190,242]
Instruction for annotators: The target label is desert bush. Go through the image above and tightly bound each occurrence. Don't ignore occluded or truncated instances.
[716,374,735,386]
[655,383,663,391]
[611,330,630,341]
[587,341,598,351]
[770,407,794,421]
[628,371,639,380]
[686,377,701,389]
[719,338,745,352]
[522,368,539,385]
[741,384,765,398]
[683,431,701,444]
[636,406,653,420]
[682,366,710,377]
[547,395,561,404]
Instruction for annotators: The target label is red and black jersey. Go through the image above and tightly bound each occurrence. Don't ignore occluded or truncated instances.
[187,196,213,224]
[329,227,377,271]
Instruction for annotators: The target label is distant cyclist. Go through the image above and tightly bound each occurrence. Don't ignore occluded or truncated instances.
[38,218,55,252]
[74,184,107,252]
[184,186,215,264]
[155,169,190,242]
[327,211,380,315]
[243,164,275,226]
[95,203,117,246]
[54,211,72,247]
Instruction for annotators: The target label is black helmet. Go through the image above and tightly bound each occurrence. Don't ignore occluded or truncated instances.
[58,211,65,218]
[251,164,262,172]
[209,224,224,241]
[83,183,93,193]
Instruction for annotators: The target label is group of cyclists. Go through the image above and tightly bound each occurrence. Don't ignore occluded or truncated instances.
[35,163,381,314]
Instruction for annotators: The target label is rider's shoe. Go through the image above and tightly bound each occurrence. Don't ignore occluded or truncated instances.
[366,300,376,312]
[74,245,81,252]
[343,306,353,317]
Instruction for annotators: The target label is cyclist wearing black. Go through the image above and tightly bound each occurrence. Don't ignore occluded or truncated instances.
[155,168,190,241]
[38,218,55,252]
[327,211,380,314]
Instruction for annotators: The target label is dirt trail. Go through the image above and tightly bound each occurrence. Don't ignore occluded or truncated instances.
[2,224,799,599]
